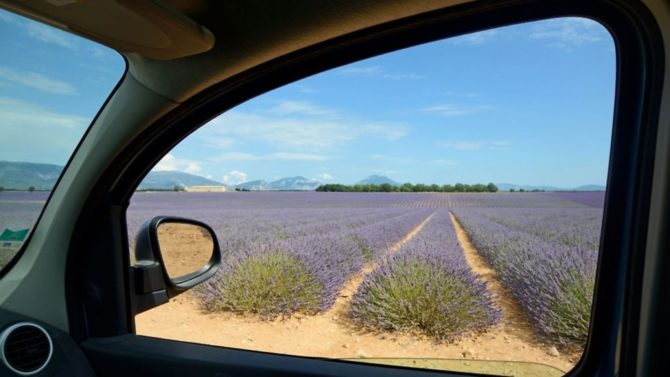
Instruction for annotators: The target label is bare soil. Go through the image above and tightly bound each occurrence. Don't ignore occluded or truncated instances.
[157,223,213,278]
[136,212,579,374]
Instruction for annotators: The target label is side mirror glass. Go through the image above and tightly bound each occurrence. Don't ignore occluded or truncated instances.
[131,216,221,314]
[156,222,215,281]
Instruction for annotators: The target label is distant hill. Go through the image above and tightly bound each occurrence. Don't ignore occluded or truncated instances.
[0,161,225,191]
[269,176,320,191]
[138,171,225,190]
[235,176,320,191]
[0,161,62,190]
[357,175,400,186]
[573,184,606,191]
[235,180,271,191]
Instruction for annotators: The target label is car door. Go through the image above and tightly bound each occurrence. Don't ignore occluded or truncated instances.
[0,0,668,376]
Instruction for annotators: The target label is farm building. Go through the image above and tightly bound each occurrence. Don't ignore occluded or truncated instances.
[185,185,227,192]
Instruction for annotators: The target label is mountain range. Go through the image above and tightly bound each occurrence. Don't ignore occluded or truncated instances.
[0,161,62,190]
[138,171,223,190]
[356,175,401,186]
[0,161,605,192]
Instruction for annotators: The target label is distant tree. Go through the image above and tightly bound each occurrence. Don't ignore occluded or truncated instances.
[442,184,454,192]
[173,185,183,192]
[318,181,499,193]
[471,183,486,192]
[413,183,427,192]
[28,186,35,192]
[519,188,525,192]
[379,183,393,192]
[0,186,4,192]
[509,188,515,192]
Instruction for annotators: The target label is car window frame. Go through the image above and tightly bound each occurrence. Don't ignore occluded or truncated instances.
[69,1,665,376]
[0,24,128,280]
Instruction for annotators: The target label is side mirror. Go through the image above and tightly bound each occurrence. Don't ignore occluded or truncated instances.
[130,216,221,314]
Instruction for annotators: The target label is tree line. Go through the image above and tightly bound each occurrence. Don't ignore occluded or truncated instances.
[316,182,498,193]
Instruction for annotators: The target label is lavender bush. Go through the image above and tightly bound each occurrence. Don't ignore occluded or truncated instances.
[452,208,597,347]
[349,210,500,341]
[199,251,323,318]
[195,209,433,318]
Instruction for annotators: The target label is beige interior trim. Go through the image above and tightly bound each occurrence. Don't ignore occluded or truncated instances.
[0,0,214,60]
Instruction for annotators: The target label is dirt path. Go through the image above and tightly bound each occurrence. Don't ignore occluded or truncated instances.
[326,211,435,316]
[136,212,577,374]
[449,212,538,344]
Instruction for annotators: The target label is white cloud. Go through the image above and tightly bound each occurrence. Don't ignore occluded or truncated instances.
[271,152,329,161]
[268,100,334,116]
[212,152,330,162]
[24,22,76,48]
[0,67,76,95]
[338,65,382,76]
[383,72,426,80]
[203,136,236,148]
[451,30,498,45]
[422,103,491,117]
[0,97,88,162]
[444,91,479,98]
[371,154,415,163]
[430,159,458,166]
[206,102,408,150]
[222,170,248,185]
[0,97,86,129]
[211,152,259,161]
[529,18,606,49]
[439,140,510,151]
[316,173,333,181]
[338,65,425,81]
[297,85,316,93]
[154,153,202,174]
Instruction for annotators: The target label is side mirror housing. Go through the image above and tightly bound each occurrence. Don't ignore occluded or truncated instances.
[130,216,221,314]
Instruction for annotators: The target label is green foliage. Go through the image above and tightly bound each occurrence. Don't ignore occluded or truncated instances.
[28,186,35,192]
[316,182,499,193]
[204,252,324,319]
[548,272,595,347]
[350,259,493,341]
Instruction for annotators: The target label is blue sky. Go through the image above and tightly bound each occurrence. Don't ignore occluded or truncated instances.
[0,9,615,188]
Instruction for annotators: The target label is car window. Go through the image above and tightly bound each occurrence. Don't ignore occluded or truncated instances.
[128,17,614,376]
[0,9,125,271]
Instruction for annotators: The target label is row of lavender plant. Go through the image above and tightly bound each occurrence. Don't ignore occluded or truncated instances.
[196,208,434,318]
[349,210,500,341]
[452,208,597,347]
[474,207,603,250]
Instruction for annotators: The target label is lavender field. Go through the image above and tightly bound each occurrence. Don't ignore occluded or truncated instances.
[124,190,604,349]
[0,190,602,349]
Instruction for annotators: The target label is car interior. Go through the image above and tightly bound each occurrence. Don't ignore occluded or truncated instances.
[0,0,668,376]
